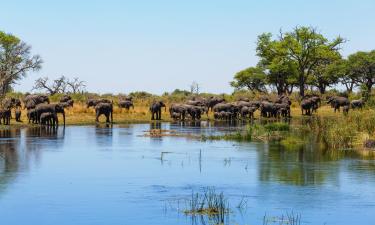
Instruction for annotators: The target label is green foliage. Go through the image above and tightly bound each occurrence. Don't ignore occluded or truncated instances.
[347,50,375,97]
[0,30,42,96]
[264,122,290,132]
[254,26,345,96]
[230,67,267,93]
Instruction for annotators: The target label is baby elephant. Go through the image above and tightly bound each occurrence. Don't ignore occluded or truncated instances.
[40,112,56,126]
[171,112,181,120]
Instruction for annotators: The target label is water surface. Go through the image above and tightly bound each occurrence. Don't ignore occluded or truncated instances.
[0,122,374,225]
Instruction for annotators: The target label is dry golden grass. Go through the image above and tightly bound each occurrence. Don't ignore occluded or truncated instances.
[6,102,372,126]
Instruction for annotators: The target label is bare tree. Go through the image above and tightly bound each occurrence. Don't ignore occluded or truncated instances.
[0,31,42,96]
[66,77,86,94]
[190,81,200,95]
[32,76,67,95]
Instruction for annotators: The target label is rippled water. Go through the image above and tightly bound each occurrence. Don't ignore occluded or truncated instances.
[0,122,375,225]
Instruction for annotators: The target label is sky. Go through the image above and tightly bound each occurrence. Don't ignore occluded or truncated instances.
[1,0,374,94]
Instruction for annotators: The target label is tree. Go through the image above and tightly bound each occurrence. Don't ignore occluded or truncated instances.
[309,58,341,94]
[257,33,298,95]
[347,50,375,96]
[66,77,86,93]
[326,59,358,93]
[230,67,267,93]
[257,27,344,97]
[32,76,67,95]
[0,31,42,96]
[190,81,200,95]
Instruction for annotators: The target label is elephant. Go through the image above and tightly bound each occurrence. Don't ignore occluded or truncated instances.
[118,100,134,110]
[274,103,290,118]
[327,96,350,112]
[60,95,74,107]
[150,101,166,120]
[40,112,57,126]
[86,98,111,108]
[23,94,50,109]
[171,112,181,120]
[351,99,364,109]
[240,106,257,120]
[186,105,204,120]
[213,103,239,120]
[275,95,291,106]
[95,102,113,123]
[27,109,37,124]
[206,96,225,111]
[0,108,11,125]
[35,103,65,126]
[2,97,21,109]
[260,101,277,118]
[169,103,188,120]
[301,98,314,115]
[15,109,21,122]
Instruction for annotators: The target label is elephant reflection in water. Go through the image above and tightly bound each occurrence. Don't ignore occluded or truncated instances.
[0,129,21,196]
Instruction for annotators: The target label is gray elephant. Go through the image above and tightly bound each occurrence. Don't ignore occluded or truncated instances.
[240,106,257,120]
[23,94,50,110]
[27,109,37,123]
[301,98,314,115]
[274,103,290,118]
[171,112,181,120]
[260,101,277,118]
[351,98,364,109]
[60,95,74,107]
[118,100,134,110]
[35,103,65,126]
[206,96,225,111]
[0,108,11,125]
[327,96,350,112]
[40,112,57,126]
[95,102,113,123]
[186,105,204,120]
[86,98,111,108]
[15,109,21,122]
[169,103,188,120]
[150,101,166,120]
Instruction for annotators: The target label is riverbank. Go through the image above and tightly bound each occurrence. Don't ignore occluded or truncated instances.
[4,103,375,152]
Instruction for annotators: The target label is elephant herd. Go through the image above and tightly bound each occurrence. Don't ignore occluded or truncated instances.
[166,96,291,121]
[0,93,366,126]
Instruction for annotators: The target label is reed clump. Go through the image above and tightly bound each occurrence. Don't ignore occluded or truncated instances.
[184,188,229,223]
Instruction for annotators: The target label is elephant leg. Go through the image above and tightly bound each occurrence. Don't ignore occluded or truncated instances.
[106,112,110,123]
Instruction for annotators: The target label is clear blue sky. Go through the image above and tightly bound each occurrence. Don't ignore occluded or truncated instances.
[1,0,374,94]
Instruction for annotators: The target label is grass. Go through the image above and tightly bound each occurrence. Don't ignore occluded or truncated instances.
[184,188,229,225]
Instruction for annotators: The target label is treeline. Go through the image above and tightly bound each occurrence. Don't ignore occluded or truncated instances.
[231,26,375,98]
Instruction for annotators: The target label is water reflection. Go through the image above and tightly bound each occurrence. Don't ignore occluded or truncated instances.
[0,124,374,225]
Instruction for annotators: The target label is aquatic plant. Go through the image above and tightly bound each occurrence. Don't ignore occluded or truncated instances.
[263,211,301,225]
[184,188,229,224]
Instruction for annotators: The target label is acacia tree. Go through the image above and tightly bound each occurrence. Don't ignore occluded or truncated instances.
[347,50,375,95]
[256,27,344,97]
[230,67,267,93]
[32,76,67,95]
[66,77,86,93]
[0,31,42,96]
[256,33,298,95]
